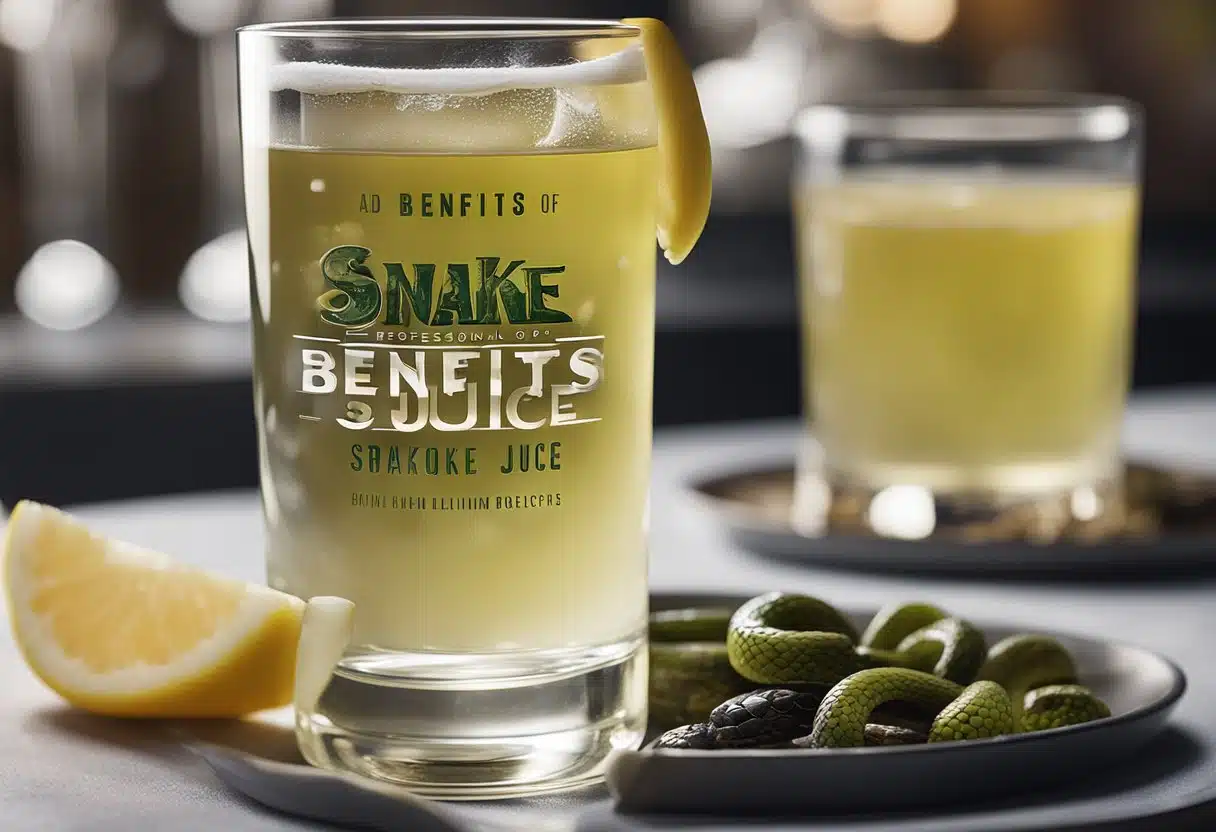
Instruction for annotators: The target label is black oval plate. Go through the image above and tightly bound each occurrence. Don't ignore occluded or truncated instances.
[689,463,1216,575]
[605,593,1187,815]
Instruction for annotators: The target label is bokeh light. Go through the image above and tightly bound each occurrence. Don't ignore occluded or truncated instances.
[15,239,120,331]
[178,230,253,323]
[257,0,334,22]
[876,0,957,44]
[0,0,57,53]
[867,485,937,540]
[163,0,248,37]
[809,0,879,35]
[695,25,806,150]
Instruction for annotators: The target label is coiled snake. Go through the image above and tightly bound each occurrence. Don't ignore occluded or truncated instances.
[650,592,1110,749]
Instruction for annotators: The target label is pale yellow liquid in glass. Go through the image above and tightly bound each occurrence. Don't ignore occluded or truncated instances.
[801,178,1138,494]
[258,145,658,653]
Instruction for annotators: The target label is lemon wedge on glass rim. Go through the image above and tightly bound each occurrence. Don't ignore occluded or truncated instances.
[624,17,712,265]
[2,500,351,718]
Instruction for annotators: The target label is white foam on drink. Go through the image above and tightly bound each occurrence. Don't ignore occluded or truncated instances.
[270,45,645,96]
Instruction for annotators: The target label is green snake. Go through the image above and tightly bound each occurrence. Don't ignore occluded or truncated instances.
[1021,684,1111,731]
[649,608,754,729]
[978,634,1079,722]
[725,593,987,686]
[650,593,1111,749]
[860,601,949,650]
[725,592,867,686]
[809,670,1017,747]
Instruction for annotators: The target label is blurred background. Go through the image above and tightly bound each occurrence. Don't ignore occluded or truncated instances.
[1,0,1214,507]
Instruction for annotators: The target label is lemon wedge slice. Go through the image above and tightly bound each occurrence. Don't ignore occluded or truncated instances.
[624,17,712,265]
[3,500,305,718]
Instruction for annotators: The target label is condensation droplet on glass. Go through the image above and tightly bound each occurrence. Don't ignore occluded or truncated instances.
[575,299,595,326]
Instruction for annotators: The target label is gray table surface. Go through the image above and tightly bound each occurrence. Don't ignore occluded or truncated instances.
[3,389,1216,831]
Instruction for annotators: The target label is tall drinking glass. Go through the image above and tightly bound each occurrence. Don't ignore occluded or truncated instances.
[237,18,708,797]
[793,96,1141,537]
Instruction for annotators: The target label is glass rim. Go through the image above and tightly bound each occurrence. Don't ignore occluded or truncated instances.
[237,16,640,40]
[794,91,1140,145]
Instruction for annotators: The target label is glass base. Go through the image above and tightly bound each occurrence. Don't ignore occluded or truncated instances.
[295,634,647,800]
[793,438,1126,542]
